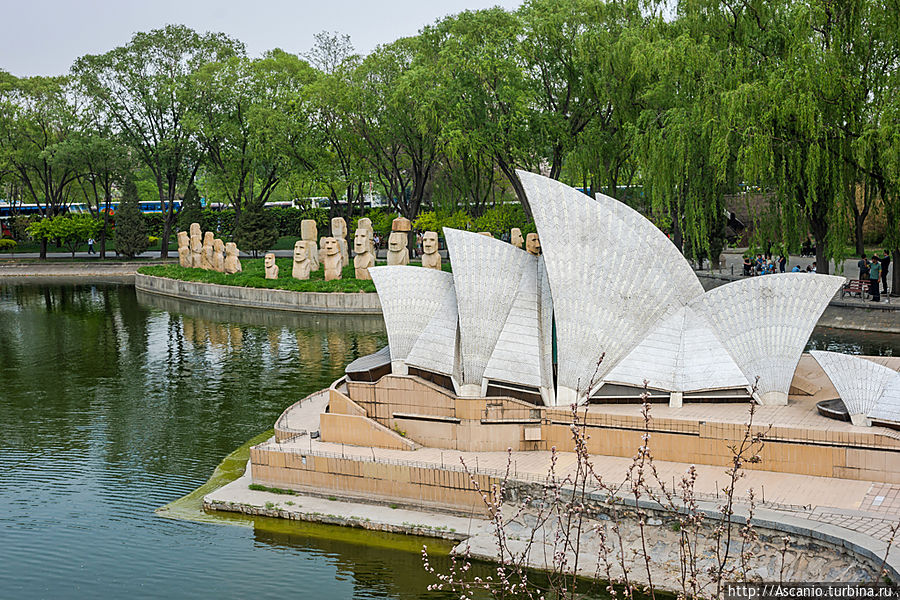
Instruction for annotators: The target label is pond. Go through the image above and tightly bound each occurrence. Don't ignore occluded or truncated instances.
[0,282,893,599]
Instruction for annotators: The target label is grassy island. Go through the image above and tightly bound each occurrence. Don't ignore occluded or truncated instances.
[139,258,377,293]
[138,258,451,293]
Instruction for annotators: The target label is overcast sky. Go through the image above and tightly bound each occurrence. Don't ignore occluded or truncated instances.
[1,0,523,77]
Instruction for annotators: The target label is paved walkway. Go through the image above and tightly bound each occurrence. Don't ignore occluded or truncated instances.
[253,386,900,544]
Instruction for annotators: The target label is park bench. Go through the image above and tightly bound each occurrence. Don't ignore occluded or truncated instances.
[840,279,869,300]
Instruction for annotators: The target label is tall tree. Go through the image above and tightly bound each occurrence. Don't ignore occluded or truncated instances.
[189,50,317,230]
[0,72,80,258]
[72,25,244,258]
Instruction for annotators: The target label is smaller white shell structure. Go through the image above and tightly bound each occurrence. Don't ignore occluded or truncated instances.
[369,266,455,375]
[689,274,844,405]
[811,350,900,426]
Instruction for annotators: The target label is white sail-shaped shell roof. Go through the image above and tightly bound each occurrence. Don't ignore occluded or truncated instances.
[518,170,704,402]
[482,253,553,400]
[405,281,460,382]
[369,266,455,374]
[811,351,900,426]
[689,274,843,405]
[443,228,532,393]
[603,306,749,393]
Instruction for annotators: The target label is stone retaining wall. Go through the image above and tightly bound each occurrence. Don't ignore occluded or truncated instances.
[135,273,382,315]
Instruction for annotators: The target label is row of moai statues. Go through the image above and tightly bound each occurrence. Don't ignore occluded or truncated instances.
[271,216,369,282]
[269,218,540,282]
[177,223,242,274]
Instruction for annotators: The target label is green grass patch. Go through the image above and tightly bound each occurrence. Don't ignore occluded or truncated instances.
[138,258,377,293]
[249,483,300,496]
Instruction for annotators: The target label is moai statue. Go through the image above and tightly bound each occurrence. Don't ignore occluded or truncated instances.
[292,240,311,280]
[322,237,343,281]
[353,228,375,280]
[421,231,441,270]
[478,231,492,237]
[224,242,242,274]
[300,219,319,271]
[200,232,215,270]
[331,217,349,267]
[212,238,226,273]
[264,253,279,279]
[189,223,202,268]
[388,215,411,265]
[510,228,524,249]
[356,217,376,254]
[177,231,191,268]
[386,232,409,266]
[526,233,541,256]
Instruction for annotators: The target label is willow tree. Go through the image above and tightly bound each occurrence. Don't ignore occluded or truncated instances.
[421,8,539,215]
[72,25,244,258]
[721,0,875,274]
[629,15,735,264]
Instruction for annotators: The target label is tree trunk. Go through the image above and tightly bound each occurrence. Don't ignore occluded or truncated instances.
[161,217,171,260]
[39,238,47,260]
[497,160,533,219]
[853,216,865,258]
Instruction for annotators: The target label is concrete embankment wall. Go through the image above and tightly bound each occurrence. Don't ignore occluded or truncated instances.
[249,443,495,515]
[134,273,382,315]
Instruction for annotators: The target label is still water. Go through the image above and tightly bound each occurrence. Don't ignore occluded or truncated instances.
[0,283,896,600]
[0,282,460,600]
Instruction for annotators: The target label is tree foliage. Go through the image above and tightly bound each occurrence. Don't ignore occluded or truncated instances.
[114,178,149,258]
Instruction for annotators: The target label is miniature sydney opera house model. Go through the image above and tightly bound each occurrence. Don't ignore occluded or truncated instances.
[239,172,900,513]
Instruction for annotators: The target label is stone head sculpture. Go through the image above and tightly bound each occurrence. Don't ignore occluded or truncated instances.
[478,231,492,237]
[292,240,311,280]
[510,228,524,249]
[331,217,347,239]
[353,229,375,280]
[212,238,225,272]
[301,219,317,242]
[354,228,371,255]
[224,242,242,274]
[386,231,409,266]
[388,231,406,252]
[200,232,215,270]
[526,233,541,256]
[421,231,441,270]
[322,237,343,281]
[264,253,278,279]
[189,223,201,238]
[177,232,191,268]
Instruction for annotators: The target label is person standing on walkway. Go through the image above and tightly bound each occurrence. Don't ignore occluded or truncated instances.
[869,255,881,302]
[778,254,787,273]
[881,250,891,295]
[87,238,95,255]
[857,255,870,280]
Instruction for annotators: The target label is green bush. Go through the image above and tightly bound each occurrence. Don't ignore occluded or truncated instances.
[236,205,278,257]
[116,178,150,258]
[25,214,105,257]
[0,239,17,253]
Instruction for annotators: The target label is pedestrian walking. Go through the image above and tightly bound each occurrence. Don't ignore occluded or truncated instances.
[869,255,881,302]
[87,238,95,254]
[778,254,787,273]
[880,250,891,295]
